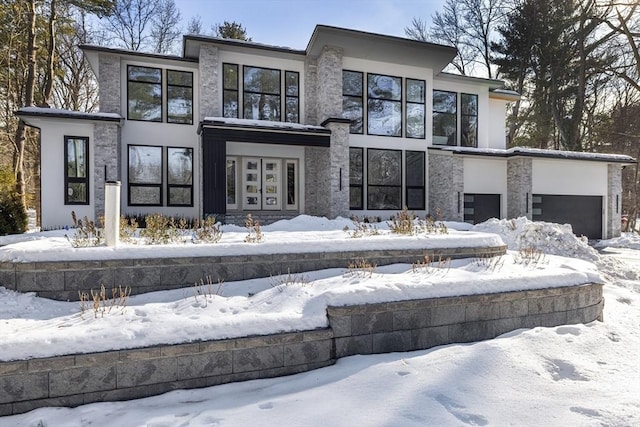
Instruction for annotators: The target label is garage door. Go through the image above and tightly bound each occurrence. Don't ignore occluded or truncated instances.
[532,194,602,239]
[463,194,501,224]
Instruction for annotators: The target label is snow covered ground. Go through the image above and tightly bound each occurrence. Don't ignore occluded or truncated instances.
[0,217,639,426]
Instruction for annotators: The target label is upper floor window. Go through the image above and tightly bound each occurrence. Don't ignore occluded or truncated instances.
[243,66,281,121]
[367,74,402,137]
[432,90,457,145]
[128,66,162,122]
[223,63,239,118]
[167,70,193,125]
[285,71,299,123]
[65,136,89,205]
[461,93,478,147]
[406,79,425,139]
[343,70,363,134]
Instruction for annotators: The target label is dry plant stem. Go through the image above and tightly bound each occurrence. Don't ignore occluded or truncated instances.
[78,283,131,318]
[244,214,263,243]
[345,258,377,278]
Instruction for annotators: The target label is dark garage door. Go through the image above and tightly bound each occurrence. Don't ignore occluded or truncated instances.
[464,193,501,224]
[532,194,602,239]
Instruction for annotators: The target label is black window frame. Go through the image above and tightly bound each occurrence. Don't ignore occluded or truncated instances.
[367,73,403,137]
[342,70,364,134]
[405,79,426,139]
[461,93,478,148]
[166,69,193,125]
[366,148,402,210]
[166,146,194,207]
[349,147,364,210]
[285,70,299,123]
[127,65,162,122]
[405,150,425,210]
[432,89,457,146]
[242,65,281,121]
[127,144,163,207]
[223,63,239,119]
[64,135,90,205]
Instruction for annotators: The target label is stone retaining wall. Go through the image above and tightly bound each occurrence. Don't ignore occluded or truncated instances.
[0,245,506,301]
[0,282,602,416]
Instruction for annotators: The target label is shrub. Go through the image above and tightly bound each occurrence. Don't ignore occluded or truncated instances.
[388,207,417,235]
[140,213,182,244]
[67,211,103,247]
[0,168,28,235]
[244,214,263,243]
[192,216,222,243]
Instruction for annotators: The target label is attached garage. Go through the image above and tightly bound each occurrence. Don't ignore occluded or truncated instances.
[532,194,603,239]
[464,193,501,224]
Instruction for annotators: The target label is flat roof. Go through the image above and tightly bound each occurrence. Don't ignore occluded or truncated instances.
[429,146,636,164]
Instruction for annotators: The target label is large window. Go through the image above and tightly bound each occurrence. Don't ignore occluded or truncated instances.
[343,70,364,134]
[367,74,402,137]
[349,147,364,210]
[64,136,89,205]
[461,93,478,147]
[367,149,402,210]
[167,147,193,206]
[285,71,299,123]
[433,90,457,145]
[243,66,281,121]
[223,63,239,118]
[406,79,425,139]
[167,70,193,124]
[128,145,163,206]
[127,66,162,122]
[405,151,425,210]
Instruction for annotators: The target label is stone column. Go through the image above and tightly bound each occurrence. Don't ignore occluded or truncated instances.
[199,45,219,121]
[428,151,464,221]
[94,123,121,220]
[606,164,622,238]
[316,46,343,120]
[507,157,532,220]
[98,54,121,114]
[324,120,350,218]
[304,56,318,126]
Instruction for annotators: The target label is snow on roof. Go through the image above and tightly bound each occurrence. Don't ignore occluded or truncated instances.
[16,106,122,122]
[430,145,636,163]
[202,117,329,132]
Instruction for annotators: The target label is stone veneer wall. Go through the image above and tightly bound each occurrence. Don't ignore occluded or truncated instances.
[326,121,350,218]
[199,45,219,120]
[304,146,331,217]
[606,164,622,239]
[304,56,318,126]
[0,245,506,302]
[0,283,603,416]
[98,54,121,114]
[428,151,464,221]
[507,157,533,220]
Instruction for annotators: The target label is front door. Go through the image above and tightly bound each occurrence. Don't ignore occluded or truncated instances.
[241,158,282,210]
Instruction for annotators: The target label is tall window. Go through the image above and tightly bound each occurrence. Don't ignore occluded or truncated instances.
[349,147,364,210]
[285,71,299,123]
[406,79,425,139]
[367,74,402,137]
[223,63,239,118]
[433,90,457,145]
[64,136,89,205]
[166,70,193,124]
[405,151,425,210]
[343,70,363,134]
[127,66,162,122]
[461,93,478,147]
[243,66,281,121]
[128,145,163,206]
[367,149,401,210]
[167,147,193,206]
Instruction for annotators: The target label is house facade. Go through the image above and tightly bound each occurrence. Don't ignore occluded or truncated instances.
[17,25,634,239]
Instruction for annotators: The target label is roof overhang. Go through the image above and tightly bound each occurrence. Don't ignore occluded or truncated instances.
[307,25,457,72]
[15,107,123,128]
[428,146,636,164]
[183,35,305,61]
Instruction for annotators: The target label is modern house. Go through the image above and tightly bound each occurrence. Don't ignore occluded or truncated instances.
[16,25,634,239]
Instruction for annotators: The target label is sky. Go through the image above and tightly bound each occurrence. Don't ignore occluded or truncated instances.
[175,0,447,49]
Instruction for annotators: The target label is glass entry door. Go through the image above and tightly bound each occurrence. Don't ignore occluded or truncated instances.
[241,158,282,210]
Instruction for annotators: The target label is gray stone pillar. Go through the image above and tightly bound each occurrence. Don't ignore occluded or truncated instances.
[304,56,318,125]
[606,164,622,238]
[94,123,121,221]
[428,151,463,221]
[325,120,350,218]
[199,45,219,121]
[507,157,532,220]
[304,146,331,217]
[316,46,343,121]
[98,54,121,114]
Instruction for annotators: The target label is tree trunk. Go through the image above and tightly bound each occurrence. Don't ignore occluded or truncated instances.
[43,0,58,104]
[13,0,37,208]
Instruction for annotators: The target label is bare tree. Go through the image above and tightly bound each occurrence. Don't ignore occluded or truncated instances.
[101,0,159,51]
[186,15,203,35]
[429,1,477,75]
[149,0,181,54]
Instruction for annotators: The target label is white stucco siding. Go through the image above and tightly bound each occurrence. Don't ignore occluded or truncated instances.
[488,99,508,149]
[37,120,95,228]
[532,159,608,195]
[463,157,507,218]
